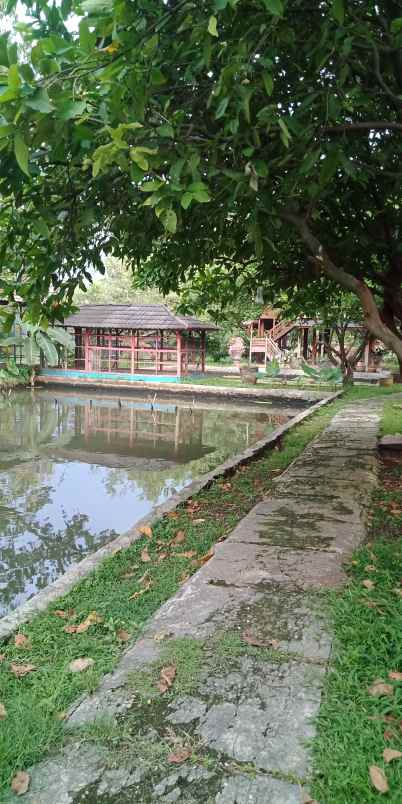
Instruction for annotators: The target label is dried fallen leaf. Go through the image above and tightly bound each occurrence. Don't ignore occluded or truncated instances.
[156,665,176,694]
[384,730,396,740]
[389,671,402,681]
[166,511,179,519]
[64,611,103,635]
[14,634,31,650]
[11,771,30,796]
[196,548,214,566]
[369,765,389,793]
[167,746,192,764]
[10,663,36,678]
[177,550,196,559]
[53,608,75,619]
[362,579,375,590]
[393,588,402,597]
[242,631,280,650]
[141,547,151,563]
[180,573,190,585]
[192,518,205,524]
[0,702,7,719]
[138,525,152,538]
[365,565,377,572]
[68,657,95,673]
[0,654,5,662]
[63,625,79,634]
[301,794,318,804]
[383,748,402,763]
[368,680,394,698]
[116,629,130,642]
[157,552,168,562]
[153,632,169,642]
[172,530,186,545]
[129,579,152,600]
[55,711,67,721]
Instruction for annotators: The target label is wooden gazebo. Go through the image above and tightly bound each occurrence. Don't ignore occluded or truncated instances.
[45,304,217,383]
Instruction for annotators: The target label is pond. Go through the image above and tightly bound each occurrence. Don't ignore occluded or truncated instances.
[0,389,309,616]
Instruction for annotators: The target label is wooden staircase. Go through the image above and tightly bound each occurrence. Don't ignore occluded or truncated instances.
[249,320,296,365]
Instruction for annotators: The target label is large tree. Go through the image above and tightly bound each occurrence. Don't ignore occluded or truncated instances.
[0,0,402,369]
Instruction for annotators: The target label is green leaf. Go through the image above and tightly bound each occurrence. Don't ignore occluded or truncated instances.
[143,34,159,57]
[262,71,274,97]
[57,101,87,120]
[278,117,291,147]
[300,148,321,175]
[33,218,50,238]
[319,149,340,185]
[331,0,344,24]
[215,0,230,9]
[208,16,218,37]
[261,0,284,16]
[0,123,13,139]
[7,63,20,91]
[140,180,163,192]
[14,132,29,176]
[215,96,229,119]
[23,335,40,366]
[181,192,193,209]
[192,190,211,202]
[35,331,59,366]
[391,18,402,34]
[81,0,113,13]
[157,124,174,138]
[79,20,97,52]
[25,88,54,114]
[188,181,208,192]
[130,148,148,171]
[160,208,177,234]
[46,327,75,349]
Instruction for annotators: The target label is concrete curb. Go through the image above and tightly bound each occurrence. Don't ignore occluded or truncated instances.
[0,390,342,642]
[38,374,328,404]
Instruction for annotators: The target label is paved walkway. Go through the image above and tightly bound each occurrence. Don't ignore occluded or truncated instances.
[7,399,383,804]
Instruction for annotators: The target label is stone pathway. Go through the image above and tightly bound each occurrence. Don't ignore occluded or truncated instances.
[6,399,384,804]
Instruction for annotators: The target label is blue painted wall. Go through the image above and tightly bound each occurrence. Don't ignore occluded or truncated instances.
[40,368,180,384]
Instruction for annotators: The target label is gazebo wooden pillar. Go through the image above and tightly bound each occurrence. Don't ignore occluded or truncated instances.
[200,331,206,372]
[176,330,182,378]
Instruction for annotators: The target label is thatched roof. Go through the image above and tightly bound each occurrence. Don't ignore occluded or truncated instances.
[63,304,218,332]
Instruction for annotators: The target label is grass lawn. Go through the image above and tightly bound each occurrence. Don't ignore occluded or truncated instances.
[0,384,401,796]
[311,404,402,803]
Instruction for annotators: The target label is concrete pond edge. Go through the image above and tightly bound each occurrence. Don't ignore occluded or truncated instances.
[0,390,342,642]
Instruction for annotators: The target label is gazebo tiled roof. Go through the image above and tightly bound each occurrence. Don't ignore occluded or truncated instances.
[64,304,218,331]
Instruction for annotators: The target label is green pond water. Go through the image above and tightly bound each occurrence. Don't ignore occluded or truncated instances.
[0,389,307,616]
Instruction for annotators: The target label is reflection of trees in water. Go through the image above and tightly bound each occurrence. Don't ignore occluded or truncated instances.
[0,509,116,616]
[0,393,73,468]
[0,391,288,614]
[0,460,54,515]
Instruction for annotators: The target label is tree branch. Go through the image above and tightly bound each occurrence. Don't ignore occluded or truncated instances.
[280,209,402,361]
[321,121,402,134]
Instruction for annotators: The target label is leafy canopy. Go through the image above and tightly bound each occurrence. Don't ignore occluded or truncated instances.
[0,0,401,353]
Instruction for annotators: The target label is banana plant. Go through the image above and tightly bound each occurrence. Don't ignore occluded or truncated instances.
[0,324,74,386]
[301,361,342,385]
[265,358,280,378]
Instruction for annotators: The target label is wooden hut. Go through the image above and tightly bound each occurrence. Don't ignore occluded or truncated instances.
[40,304,217,384]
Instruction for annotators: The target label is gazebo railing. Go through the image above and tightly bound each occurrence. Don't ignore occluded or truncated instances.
[62,344,201,375]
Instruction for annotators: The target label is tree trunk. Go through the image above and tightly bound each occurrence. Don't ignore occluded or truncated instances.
[281,211,402,365]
